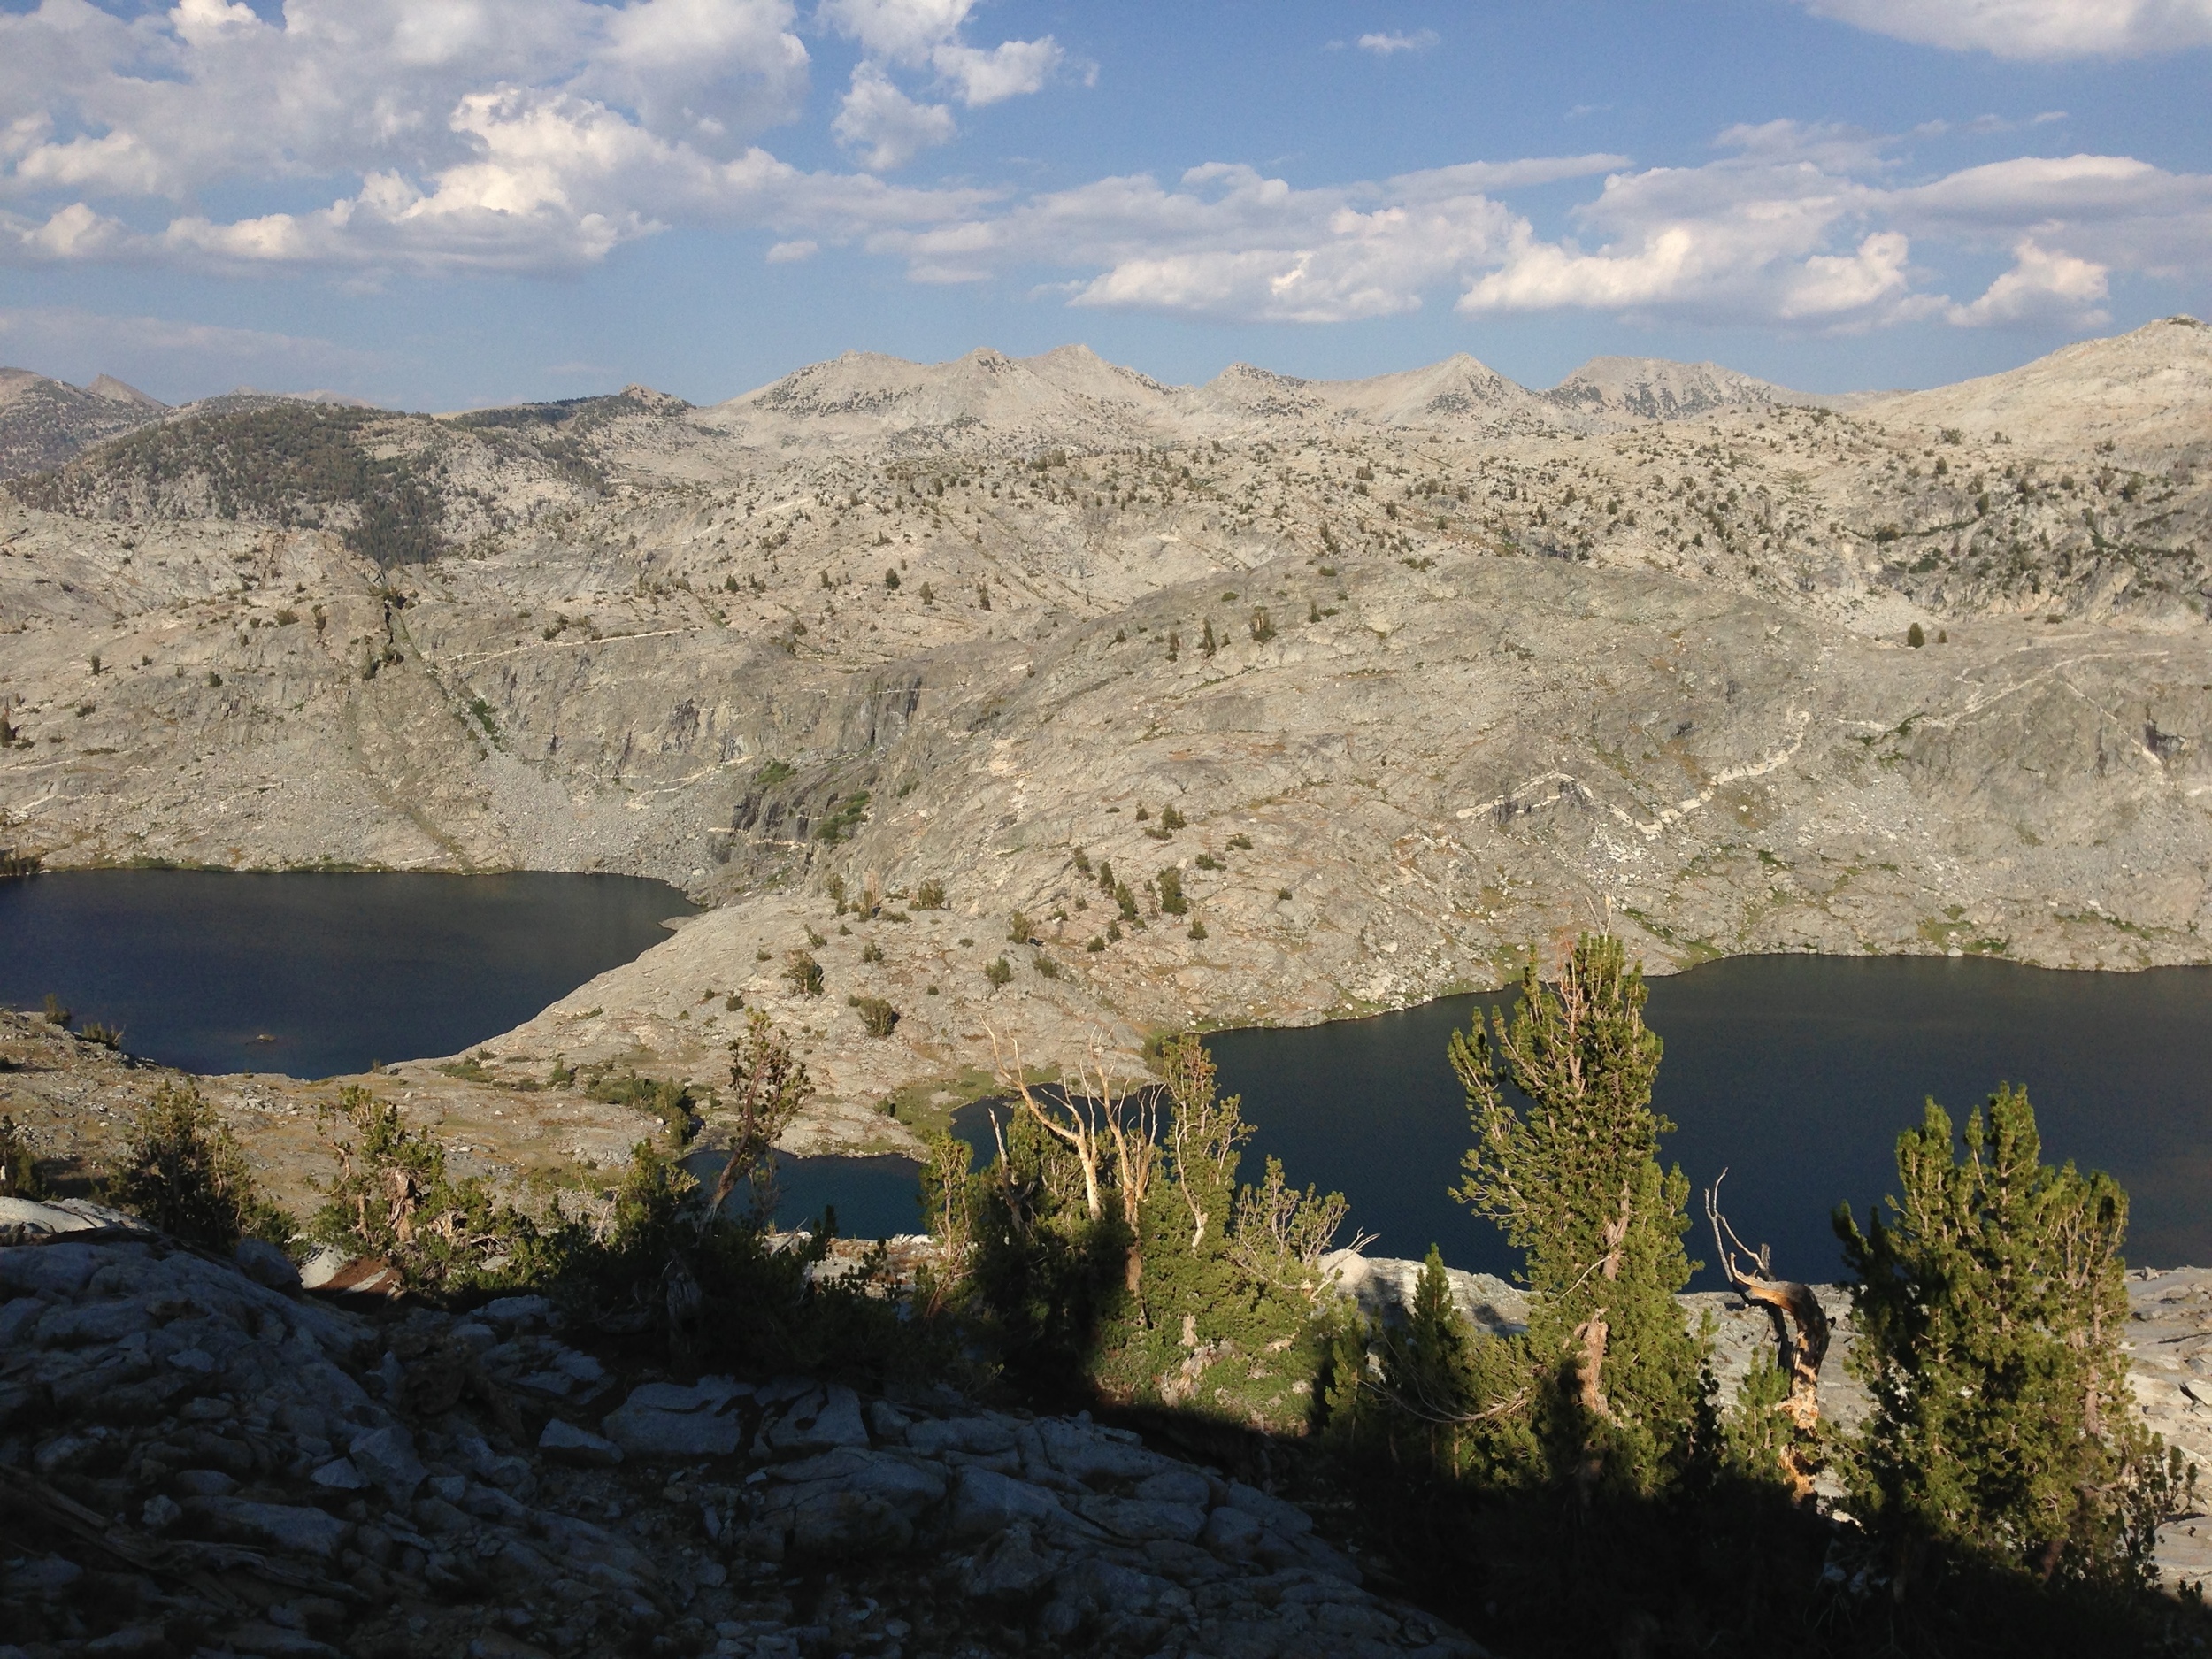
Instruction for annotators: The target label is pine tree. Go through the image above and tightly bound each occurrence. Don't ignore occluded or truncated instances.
[1383,1248,1478,1420]
[111,1081,291,1250]
[1451,933,1708,1496]
[1838,1085,2191,1586]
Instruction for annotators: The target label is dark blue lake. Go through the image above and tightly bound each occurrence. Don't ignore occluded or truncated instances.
[1203,955,2212,1286]
[7,868,2208,1279]
[0,868,692,1079]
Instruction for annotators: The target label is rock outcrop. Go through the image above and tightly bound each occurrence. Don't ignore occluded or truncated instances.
[0,1221,1483,1658]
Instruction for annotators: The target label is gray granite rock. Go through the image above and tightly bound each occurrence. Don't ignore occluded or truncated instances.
[601,1375,750,1456]
[181,1495,351,1559]
[346,1424,426,1503]
[538,1418,624,1466]
[761,1382,868,1453]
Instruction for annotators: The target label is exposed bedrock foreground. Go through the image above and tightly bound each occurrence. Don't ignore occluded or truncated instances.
[8,1205,2212,1658]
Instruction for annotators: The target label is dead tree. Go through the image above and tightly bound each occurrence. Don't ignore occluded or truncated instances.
[1092,1059,1159,1294]
[1705,1169,1831,1497]
[992,1033,1105,1222]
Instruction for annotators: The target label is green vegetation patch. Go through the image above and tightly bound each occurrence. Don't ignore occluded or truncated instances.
[10,405,449,566]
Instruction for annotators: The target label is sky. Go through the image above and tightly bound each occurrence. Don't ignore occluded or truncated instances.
[1,0,2208,410]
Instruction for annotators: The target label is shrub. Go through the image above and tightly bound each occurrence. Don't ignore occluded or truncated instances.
[853,996,900,1038]
[704,1010,815,1221]
[949,1033,1345,1418]
[814,792,871,843]
[784,950,825,996]
[1156,867,1188,915]
[1008,910,1035,944]
[110,1080,292,1250]
[1086,936,1106,952]
[913,879,948,910]
[1249,607,1275,643]
[1908,621,1927,647]
[42,994,70,1028]
[1226,833,1253,850]
[0,1115,44,1199]
[1159,803,1187,832]
[80,1020,123,1051]
[985,956,1014,988]
[1839,1085,2191,1585]
[860,941,885,964]
[1032,952,1064,979]
[311,1086,540,1287]
[586,1070,699,1145]
[1187,919,1207,940]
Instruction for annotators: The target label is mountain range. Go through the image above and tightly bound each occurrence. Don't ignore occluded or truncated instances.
[0,317,2208,1153]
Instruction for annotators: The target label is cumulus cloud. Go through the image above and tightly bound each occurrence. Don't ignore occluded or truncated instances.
[872,156,1620,322]
[1796,0,2212,59]
[831,64,956,171]
[3,8,2203,341]
[818,0,1066,167]
[1449,127,2209,331]
[1946,239,2111,326]
[1356,29,1440,54]
[0,0,815,203]
[0,0,1003,273]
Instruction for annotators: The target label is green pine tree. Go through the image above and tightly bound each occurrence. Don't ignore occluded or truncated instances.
[110,1081,292,1250]
[1450,933,1709,1496]
[1838,1085,2192,1586]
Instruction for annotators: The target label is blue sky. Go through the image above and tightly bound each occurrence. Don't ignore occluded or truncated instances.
[1,0,2208,409]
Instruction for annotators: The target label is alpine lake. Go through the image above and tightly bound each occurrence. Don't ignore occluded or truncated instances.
[8,870,2210,1286]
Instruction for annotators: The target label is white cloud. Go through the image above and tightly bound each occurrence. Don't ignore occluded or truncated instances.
[1450,127,2210,331]
[0,0,1008,271]
[0,0,816,205]
[816,0,978,63]
[1946,239,2111,325]
[832,63,956,171]
[932,37,1064,105]
[1356,29,1439,55]
[815,0,1065,165]
[1797,0,2212,59]
[3,6,2203,343]
[872,157,1616,321]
